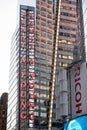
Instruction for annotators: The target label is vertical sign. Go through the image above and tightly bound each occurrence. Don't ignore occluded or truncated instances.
[71,62,87,118]
[20,9,27,127]
[28,9,35,128]
[19,6,35,130]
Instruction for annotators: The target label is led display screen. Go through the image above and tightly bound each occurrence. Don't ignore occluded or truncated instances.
[64,115,87,130]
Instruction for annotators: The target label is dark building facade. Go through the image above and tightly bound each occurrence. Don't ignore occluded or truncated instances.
[7,0,85,130]
[0,93,8,130]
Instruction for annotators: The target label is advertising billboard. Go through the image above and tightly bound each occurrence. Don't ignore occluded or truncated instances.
[19,5,35,129]
[64,115,87,130]
[70,62,87,117]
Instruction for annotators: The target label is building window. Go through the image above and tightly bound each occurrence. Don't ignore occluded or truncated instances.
[41,32,46,37]
[47,14,52,19]
[61,12,76,17]
[41,12,46,17]
[41,27,46,32]
[41,39,46,43]
[47,34,52,39]
[2,110,5,114]
[41,7,46,12]
[47,41,52,45]
[47,0,52,4]
[69,1,76,5]
[41,22,46,26]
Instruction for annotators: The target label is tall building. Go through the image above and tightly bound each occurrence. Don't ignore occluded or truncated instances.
[7,0,84,130]
[81,0,87,61]
[7,1,55,130]
[55,0,84,68]
[0,93,8,130]
[55,0,85,121]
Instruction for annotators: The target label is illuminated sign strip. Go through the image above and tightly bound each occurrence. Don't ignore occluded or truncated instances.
[19,6,35,130]
[20,8,27,122]
[28,10,35,128]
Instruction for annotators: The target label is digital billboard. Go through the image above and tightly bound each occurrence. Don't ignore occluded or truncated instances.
[64,115,87,130]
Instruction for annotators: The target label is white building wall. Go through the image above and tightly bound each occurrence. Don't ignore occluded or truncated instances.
[55,69,68,120]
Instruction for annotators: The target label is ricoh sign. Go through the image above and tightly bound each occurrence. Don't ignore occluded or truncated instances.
[71,62,87,117]
[19,5,35,129]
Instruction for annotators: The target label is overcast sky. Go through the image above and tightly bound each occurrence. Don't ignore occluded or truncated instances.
[0,0,17,96]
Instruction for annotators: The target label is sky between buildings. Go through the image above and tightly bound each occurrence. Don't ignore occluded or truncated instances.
[0,0,17,96]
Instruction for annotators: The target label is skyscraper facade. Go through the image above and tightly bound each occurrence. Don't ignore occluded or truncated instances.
[7,0,84,130]
[55,0,85,121]
[81,0,87,61]
[7,1,55,130]
[55,0,83,68]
